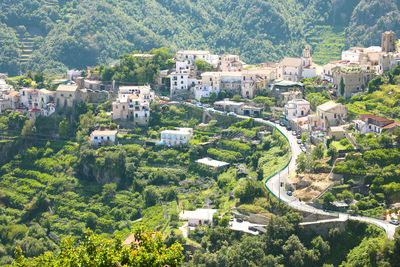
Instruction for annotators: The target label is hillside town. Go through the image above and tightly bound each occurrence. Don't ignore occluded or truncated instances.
[1,31,400,144]
[1,22,400,265]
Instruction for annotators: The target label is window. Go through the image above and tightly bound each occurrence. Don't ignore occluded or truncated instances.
[334,114,337,118]
[69,94,72,97]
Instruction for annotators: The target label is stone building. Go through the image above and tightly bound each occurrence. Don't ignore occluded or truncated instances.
[382,31,396,53]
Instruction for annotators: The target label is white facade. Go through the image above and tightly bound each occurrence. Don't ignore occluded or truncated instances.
[179,209,217,226]
[90,130,118,146]
[285,99,310,120]
[193,85,219,101]
[67,70,82,81]
[170,72,190,92]
[302,67,317,79]
[19,88,40,109]
[176,50,212,65]
[176,61,190,72]
[160,128,193,146]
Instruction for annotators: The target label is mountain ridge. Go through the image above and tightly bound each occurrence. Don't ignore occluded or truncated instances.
[0,0,399,76]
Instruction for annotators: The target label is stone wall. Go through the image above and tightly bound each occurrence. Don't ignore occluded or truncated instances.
[300,219,347,238]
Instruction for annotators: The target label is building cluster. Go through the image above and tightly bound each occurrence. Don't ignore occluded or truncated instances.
[0,79,56,120]
[170,32,400,103]
[170,50,277,101]
[321,31,400,98]
[169,46,315,101]
[1,30,399,148]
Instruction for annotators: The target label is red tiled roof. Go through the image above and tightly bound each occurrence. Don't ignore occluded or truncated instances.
[8,91,19,97]
[359,114,393,124]
[383,122,400,129]
[122,234,137,246]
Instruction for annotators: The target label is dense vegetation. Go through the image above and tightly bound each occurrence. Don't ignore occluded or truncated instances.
[0,0,399,75]
[0,102,293,264]
[186,216,400,267]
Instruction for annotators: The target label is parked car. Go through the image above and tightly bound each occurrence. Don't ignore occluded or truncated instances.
[390,220,399,225]
[275,120,280,125]
[248,226,257,232]
[286,191,292,196]
[296,135,301,139]
[292,131,297,136]
[286,126,292,131]
[300,145,307,153]
[297,139,302,144]
[228,112,237,117]
[269,118,275,122]
[237,218,243,223]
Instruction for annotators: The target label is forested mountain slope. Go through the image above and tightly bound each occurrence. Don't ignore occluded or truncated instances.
[0,0,399,76]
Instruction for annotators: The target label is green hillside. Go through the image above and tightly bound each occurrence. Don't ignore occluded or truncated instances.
[0,0,399,76]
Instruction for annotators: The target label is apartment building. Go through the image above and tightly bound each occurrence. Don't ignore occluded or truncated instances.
[201,72,242,95]
[112,85,154,126]
[241,67,276,99]
[160,128,193,146]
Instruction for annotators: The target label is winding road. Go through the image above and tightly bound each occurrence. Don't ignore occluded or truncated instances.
[184,102,398,239]
[251,117,398,240]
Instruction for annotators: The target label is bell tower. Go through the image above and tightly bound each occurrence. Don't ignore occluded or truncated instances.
[301,45,312,67]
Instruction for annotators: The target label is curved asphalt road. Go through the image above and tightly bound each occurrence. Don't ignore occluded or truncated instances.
[185,103,397,239]
[250,117,397,239]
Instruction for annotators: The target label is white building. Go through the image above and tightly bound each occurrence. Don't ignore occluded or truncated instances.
[160,128,193,146]
[354,114,399,135]
[193,85,219,101]
[19,88,40,109]
[66,70,82,81]
[176,50,212,65]
[179,209,217,226]
[284,99,310,120]
[90,130,118,146]
[341,46,382,63]
[170,71,190,97]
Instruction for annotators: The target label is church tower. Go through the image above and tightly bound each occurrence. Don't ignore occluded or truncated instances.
[382,31,396,53]
[301,45,312,68]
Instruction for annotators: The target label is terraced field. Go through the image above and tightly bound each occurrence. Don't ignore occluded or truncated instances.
[43,0,59,7]
[17,33,35,64]
[305,25,346,65]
